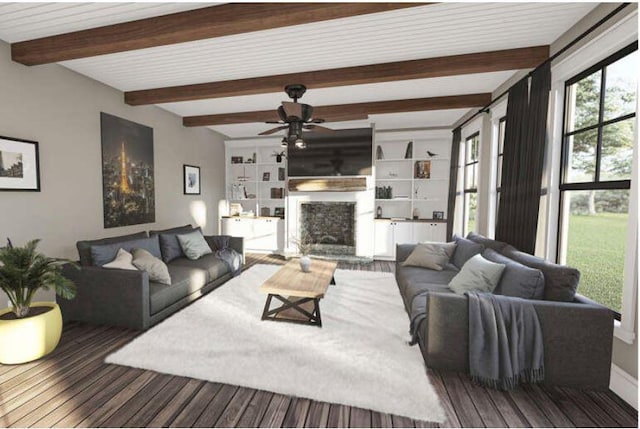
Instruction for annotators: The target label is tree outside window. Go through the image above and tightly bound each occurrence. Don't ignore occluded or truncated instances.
[463,133,480,235]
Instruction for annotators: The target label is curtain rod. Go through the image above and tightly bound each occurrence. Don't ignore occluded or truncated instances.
[454,2,632,131]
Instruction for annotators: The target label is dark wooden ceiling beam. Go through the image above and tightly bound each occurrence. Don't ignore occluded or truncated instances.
[126,46,549,105]
[11,3,423,66]
[183,93,492,127]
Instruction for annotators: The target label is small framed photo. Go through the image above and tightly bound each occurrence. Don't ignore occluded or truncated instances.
[274,207,285,218]
[262,172,270,181]
[432,211,444,220]
[260,206,270,217]
[231,156,243,164]
[183,164,201,195]
[0,135,40,192]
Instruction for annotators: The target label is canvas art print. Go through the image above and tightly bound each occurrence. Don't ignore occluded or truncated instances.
[0,136,40,191]
[184,164,201,195]
[101,112,155,228]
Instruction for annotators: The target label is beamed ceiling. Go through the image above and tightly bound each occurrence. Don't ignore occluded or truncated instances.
[0,2,598,138]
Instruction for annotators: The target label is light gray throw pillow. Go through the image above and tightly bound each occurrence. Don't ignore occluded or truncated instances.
[448,254,506,295]
[403,242,457,271]
[132,248,171,285]
[102,248,137,271]
[177,230,213,260]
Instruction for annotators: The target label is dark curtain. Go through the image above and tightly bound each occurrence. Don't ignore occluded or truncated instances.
[446,128,462,241]
[496,63,551,254]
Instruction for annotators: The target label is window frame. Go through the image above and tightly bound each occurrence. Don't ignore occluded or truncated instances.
[463,132,480,236]
[557,42,637,320]
[495,116,506,221]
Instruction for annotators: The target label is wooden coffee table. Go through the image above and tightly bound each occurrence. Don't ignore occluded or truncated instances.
[260,259,338,327]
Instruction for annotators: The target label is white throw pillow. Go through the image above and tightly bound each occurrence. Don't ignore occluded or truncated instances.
[102,248,138,271]
[132,248,172,285]
[403,242,457,271]
[177,229,212,260]
[448,253,506,295]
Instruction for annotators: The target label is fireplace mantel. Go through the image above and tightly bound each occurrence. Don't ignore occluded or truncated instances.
[288,177,367,192]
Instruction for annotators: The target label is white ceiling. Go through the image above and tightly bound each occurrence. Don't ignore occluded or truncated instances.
[0,2,598,138]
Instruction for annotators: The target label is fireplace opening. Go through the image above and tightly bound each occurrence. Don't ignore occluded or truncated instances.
[300,202,356,256]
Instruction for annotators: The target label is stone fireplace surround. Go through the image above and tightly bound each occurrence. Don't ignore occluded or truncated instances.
[300,202,356,256]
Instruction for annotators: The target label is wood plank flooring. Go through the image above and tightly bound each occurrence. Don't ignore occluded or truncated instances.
[0,253,636,428]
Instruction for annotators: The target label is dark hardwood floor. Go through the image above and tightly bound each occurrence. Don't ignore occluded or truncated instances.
[0,253,636,428]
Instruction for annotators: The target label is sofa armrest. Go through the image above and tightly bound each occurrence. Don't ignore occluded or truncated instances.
[204,235,245,263]
[396,244,417,263]
[60,264,150,330]
[423,292,614,389]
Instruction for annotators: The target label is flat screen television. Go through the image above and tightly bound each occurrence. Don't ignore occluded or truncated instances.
[287,128,373,177]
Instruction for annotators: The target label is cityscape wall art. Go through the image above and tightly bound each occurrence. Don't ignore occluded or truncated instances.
[100,112,155,228]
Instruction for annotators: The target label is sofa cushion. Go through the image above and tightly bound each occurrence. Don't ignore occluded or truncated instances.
[90,235,161,267]
[77,231,147,266]
[170,254,231,283]
[148,265,209,315]
[502,246,580,302]
[132,248,171,285]
[467,232,509,252]
[177,229,213,260]
[102,248,137,271]
[452,235,484,269]
[150,225,195,263]
[482,248,545,299]
[449,254,506,295]
[403,242,457,271]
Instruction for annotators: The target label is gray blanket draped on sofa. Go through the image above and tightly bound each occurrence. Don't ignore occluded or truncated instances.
[467,291,544,390]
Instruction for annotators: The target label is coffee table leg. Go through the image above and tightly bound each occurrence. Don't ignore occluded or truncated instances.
[330,276,335,285]
[261,294,274,320]
[314,298,322,327]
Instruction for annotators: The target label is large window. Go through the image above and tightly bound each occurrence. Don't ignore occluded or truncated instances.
[495,117,506,224]
[559,43,637,318]
[463,132,480,235]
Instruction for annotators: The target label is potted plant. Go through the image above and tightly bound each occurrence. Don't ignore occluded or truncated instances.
[291,230,313,273]
[0,239,77,364]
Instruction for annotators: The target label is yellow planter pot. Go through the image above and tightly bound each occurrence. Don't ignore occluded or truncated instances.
[0,302,62,364]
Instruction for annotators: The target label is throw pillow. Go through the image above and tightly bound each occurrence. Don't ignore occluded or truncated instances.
[466,231,509,252]
[403,242,457,271]
[102,248,138,271]
[452,235,484,269]
[90,235,162,267]
[77,231,147,266]
[448,254,506,295]
[153,225,196,263]
[482,249,545,299]
[132,248,172,285]
[177,230,213,260]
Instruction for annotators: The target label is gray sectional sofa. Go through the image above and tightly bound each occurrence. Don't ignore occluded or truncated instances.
[61,225,244,330]
[396,232,614,390]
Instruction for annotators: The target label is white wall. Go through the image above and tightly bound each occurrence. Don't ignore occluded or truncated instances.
[0,40,226,268]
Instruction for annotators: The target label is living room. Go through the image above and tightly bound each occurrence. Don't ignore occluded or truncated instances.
[0,2,637,428]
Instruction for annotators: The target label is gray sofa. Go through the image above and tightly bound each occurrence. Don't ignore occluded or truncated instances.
[395,233,614,390]
[61,226,244,330]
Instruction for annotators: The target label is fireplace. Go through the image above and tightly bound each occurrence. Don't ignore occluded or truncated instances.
[300,202,356,256]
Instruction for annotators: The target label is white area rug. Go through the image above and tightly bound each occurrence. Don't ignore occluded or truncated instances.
[106,264,445,423]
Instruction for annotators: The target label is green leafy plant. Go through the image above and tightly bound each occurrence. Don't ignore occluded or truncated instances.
[0,239,77,318]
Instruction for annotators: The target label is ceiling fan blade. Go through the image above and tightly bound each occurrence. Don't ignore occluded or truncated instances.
[265,120,284,124]
[258,126,288,136]
[304,124,335,133]
[309,118,325,124]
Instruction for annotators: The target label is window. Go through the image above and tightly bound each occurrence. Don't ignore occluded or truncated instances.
[463,132,480,235]
[495,117,506,223]
[559,44,637,318]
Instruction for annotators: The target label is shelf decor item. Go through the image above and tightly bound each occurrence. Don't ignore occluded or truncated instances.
[183,164,201,195]
[272,151,286,163]
[0,135,40,192]
[404,141,413,159]
[433,211,444,220]
[0,238,77,364]
[376,206,382,219]
[262,172,270,181]
[278,167,286,181]
[260,207,270,217]
[231,156,243,164]
[414,160,431,179]
[376,145,384,160]
[274,207,285,218]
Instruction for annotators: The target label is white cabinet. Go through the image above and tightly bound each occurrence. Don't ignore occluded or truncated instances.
[374,220,447,260]
[373,220,413,259]
[221,217,284,253]
[411,222,447,243]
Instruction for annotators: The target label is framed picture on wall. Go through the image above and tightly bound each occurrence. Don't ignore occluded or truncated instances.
[0,135,40,192]
[183,164,201,195]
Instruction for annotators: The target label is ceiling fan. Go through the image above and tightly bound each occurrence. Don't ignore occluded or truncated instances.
[258,84,334,148]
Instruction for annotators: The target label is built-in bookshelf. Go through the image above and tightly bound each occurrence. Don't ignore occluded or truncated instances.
[374,130,451,220]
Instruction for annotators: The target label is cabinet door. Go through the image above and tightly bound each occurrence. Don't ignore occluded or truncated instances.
[249,219,278,251]
[431,223,447,243]
[393,222,413,246]
[374,220,394,258]
[221,218,247,237]
[411,222,432,243]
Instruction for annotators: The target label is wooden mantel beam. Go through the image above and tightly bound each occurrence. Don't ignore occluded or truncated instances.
[126,46,549,105]
[182,93,492,127]
[11,3,422,65]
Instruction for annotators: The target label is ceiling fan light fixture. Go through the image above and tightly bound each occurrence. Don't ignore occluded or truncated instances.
[294,137,306,149]
[280,137,288,147]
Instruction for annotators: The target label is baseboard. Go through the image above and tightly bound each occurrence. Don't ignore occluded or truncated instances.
[610,364,638,409]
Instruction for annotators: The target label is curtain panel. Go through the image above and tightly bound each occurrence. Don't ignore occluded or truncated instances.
[446,128,462,241]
